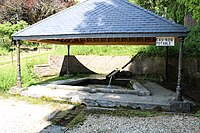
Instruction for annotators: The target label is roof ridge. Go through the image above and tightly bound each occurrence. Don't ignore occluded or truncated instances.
[120,0,186,29]
[12,0,90,37]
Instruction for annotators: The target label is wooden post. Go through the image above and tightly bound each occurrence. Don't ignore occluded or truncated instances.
[15,40,22,88]
[67,45,70,75]
[165,46,169,81]
[175,37,184,101]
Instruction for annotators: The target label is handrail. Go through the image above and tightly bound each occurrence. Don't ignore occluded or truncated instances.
[121,52,141,70]
[106,52,141,78]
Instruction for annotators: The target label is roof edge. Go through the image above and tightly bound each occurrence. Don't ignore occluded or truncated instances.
[13,32,189,41]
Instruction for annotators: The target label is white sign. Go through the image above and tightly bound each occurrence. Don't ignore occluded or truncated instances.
[156,37,175,46]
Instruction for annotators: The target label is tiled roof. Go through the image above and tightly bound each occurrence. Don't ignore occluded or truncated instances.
[12,0,189,40]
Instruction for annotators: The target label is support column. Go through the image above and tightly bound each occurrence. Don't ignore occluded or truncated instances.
[175,37,184,101]
[67,45,70,75]
[15,40,22,88]
[165,46,169,81]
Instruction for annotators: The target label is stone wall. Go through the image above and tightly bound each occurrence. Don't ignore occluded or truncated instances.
[130,56,165,75]
[34,55,132,76]
[34,55,65,77]
[34,55,200,88]
[168,57,200,88]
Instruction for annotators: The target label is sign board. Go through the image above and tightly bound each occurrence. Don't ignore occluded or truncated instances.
[156,37,175,46]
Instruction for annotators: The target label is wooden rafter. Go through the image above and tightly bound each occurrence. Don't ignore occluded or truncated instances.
[28,37,157,45]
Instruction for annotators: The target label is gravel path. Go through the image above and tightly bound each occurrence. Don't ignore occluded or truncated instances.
[0,97,200,133]
[0,98,55,133]
[66,114,200,133]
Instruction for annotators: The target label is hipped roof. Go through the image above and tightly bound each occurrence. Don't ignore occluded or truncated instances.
[12,0,189,43]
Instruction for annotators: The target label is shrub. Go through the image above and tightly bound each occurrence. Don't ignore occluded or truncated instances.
[0,20,29,53]
[139,24,200,58]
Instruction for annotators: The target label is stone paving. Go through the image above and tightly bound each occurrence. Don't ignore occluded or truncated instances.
[20,78,192,111]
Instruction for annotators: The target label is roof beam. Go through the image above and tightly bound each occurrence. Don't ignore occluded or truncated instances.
[27,37,157,45]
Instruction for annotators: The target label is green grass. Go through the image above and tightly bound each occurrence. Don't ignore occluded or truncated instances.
[67,110,86,128]
[52,45,144,56]
[0,47,9,56]
[0,52,49,91]
[0,92,75,107]
[0,51,49,66]
[85,109,162,117]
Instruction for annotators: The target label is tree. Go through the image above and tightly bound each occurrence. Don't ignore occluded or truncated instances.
[164,0,185,24]
[0,0,77,24]
[0,20,29,50]
[178,0,200,21]
[129,0,185,24]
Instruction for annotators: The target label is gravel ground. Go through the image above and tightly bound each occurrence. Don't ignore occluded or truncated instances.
[0,97,200,133]
[0,98,56,133]
[66,114,200,133]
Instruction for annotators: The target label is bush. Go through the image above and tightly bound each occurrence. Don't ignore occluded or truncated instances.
[139,46,166,57]
[139,24,200,58]
[0,20,29,53]
[0,20,39,55]
[184,24,200,57]
[0,20,28,37]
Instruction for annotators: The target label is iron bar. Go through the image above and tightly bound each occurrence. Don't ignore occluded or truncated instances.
[175,37,184,101]
[165,46,169,81]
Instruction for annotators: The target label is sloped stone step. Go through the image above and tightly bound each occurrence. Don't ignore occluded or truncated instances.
[131,80,151,96]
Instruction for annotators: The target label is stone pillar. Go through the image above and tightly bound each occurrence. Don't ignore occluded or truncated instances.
[15,40,22,88]
[175,37,184,101]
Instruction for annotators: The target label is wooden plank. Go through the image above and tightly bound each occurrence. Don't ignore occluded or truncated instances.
[28,37,157,45]
[28,39,156,45]
[83,41,156,45]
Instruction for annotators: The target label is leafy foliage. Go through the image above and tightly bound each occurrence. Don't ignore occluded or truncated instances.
[184,24,200,57]
[128,0,199,57]
[139,46,167,57]
[178,0,200,21]
[0,0,77,24]
[186,24,200,45]
[129,0,185,24]
[0,20,29,51]
[0,20,28,38]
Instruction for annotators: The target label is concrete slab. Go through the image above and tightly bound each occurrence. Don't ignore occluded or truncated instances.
[20,80,192,112]
[47,78,151,96]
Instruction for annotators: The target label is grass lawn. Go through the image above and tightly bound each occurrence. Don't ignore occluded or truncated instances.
[0,45,144,92]
[0,51,50,91]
